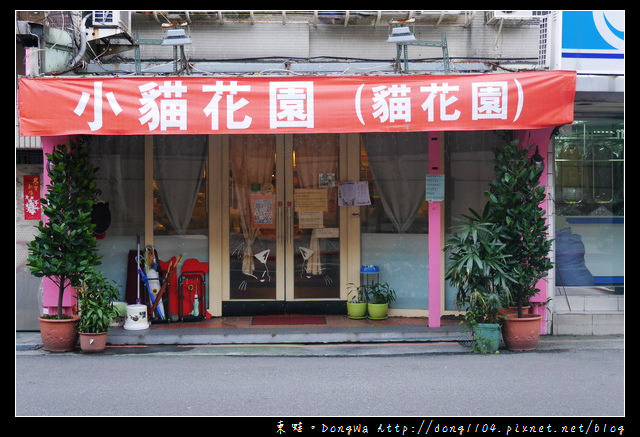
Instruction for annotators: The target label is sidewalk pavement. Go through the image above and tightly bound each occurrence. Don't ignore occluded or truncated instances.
[15,316,624,356]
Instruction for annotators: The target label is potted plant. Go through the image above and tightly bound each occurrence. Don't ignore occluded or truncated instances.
[486,141,553,351]
[27,141,101,352]
[366,282,397,320]
[77,268,121,352]
[346,283,369,319]
[445,206,514,353]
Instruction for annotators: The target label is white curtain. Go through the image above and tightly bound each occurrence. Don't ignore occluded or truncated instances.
[229,135,276,276]
[154,136,208,235]
[294,134,339,274]
[362,132,429,233]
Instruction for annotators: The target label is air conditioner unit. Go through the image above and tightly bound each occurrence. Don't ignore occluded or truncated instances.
[91,10,131,31]
[86,11,133,47]
[485,10,544,24]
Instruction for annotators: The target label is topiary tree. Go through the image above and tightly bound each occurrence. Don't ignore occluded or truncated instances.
[27,140,101,319]
[485,140,553,318]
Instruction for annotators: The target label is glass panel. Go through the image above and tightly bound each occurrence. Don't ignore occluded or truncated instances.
[88,135,145,300]
[153,135,208,236]
[153,135,209,318]
[360,132,429,310]
[292,134,340,299]
[360,132,429,233]
[229,135,277,299]
[444,131,508,310]
[554,119,624,293]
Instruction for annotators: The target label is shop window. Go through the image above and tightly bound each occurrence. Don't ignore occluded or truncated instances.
[88,135,210,302]
[444,131,509,310]
[360,132,429,234]
[360,132,430,311]
[88,135,145,298]
[153,136,208,236]
[152,135,209,272]
[554,119,624,293]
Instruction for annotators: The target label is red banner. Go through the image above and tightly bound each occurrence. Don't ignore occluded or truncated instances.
[23,175,41,220]
[18,71,575,136]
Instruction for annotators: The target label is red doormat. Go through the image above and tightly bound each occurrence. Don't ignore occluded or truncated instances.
[251,315,326,326]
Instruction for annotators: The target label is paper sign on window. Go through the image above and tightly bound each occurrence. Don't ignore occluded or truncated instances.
[338,181,371,206]
[294,189,328,212]
[298,211,324,229]
[426,174,445,202]
[250,194,275,229]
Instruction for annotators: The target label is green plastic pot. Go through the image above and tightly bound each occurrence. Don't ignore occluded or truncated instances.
[346,302,368,319]
[367,303,389,320]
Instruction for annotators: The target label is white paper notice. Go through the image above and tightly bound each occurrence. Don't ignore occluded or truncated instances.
[338,181,371,206]
[298,211,324,229]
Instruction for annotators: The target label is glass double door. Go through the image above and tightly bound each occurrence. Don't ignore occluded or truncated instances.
[228,134,341,302]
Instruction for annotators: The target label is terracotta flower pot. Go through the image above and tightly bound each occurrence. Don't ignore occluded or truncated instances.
[505,306,531,316]
[79,332,108,353]
[501,313,542,351]
[39,315,80,352]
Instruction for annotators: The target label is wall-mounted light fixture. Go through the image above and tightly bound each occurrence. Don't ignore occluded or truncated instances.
[161,26,192,46]
[386,26,416,43]
[531,146,544,170]
[386,19,450,74]
[160,23,192,74]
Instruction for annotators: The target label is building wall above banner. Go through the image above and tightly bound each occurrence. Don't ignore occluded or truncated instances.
[18,71,575,136]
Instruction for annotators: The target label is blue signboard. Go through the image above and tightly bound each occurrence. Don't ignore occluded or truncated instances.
[560,11,624,74]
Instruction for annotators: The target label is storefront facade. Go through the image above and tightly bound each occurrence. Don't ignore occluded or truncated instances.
[17,11,622,334]
[19,71,576,329]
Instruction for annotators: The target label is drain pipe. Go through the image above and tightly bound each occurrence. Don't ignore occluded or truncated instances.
[69,13,91,68]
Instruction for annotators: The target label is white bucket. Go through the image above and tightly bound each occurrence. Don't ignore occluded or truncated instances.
[123,304,150,330]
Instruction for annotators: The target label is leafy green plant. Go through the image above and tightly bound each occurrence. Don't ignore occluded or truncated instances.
[367,282,397,305]
[27,141,100,319]
[346,283,369,303]
[77,268,121,334]
[445,206,514,325]
[470,333,500,354]
[485,141,553,318]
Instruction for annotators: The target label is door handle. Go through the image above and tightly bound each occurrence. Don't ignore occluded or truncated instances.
[278,201,284,246]
[286,201,292,246]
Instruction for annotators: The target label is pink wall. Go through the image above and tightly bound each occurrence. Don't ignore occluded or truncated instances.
[514,128,555,333]
[428,132,442,327]
[40,136,77,316]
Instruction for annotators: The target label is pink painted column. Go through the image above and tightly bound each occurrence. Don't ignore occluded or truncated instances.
[514,128,554,334]
[428,132,443,327]
[40,135,77,317]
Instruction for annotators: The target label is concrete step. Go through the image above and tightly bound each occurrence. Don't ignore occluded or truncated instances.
[105,324,472,346]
